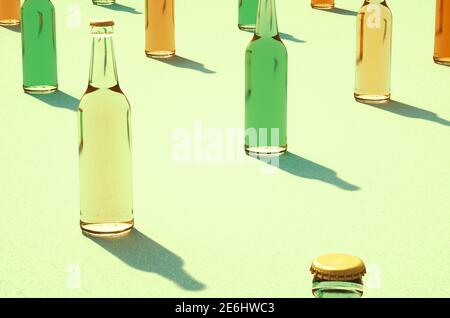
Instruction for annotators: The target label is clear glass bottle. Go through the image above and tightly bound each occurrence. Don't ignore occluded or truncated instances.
[0,0,20,26]
[238,0,259,31]
[311,0,335,10]
[78,21,134,237]
[434,0,450,65]
[92,0,115,5]
[310,254,366,298]
[245,0,287,157]
[354,0,392,104]
[21,0,58,94]
[145,0,175,58]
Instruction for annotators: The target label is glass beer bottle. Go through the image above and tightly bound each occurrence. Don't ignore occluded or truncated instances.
[21,0,58,94]
[92,0,115,5]
[354,0,392,104]
[0,0,20,26]
[434,0,450,65]
[238,0,258,31]
[145,0,175,58]
[78,21,134,237]
[311,0,335,10]
[310,254,366,298]
[245,0,287,156]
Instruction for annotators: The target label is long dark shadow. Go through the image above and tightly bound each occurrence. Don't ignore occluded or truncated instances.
[369,100,450,127]
[242,29,306,44]
[155,55,216,74]
[322,7,358,16]
[87,229,206,291]
[1,25,20,33]
[30,90,79,111]
[257,152,360,191]
[95,3,141,14]
[279,32,306,43]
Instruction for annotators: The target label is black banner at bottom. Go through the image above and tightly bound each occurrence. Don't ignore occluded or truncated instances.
[0,298,445,314]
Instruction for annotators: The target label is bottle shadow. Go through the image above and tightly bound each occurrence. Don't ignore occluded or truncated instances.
[94,3,142,14]
[368,100,450,127]
[242,29,306,44]
[321,7,358,16]
[29,90,79,112]
[86,228,206,291]
[279,32,307,43]
[154,55,216,74]
[1,25,20,33]
[256,152,360,191]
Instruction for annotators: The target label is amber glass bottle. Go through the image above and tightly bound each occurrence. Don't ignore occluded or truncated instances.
[145,0,175,58]
[434,0,450,65]
[354,0,392,104]
[311,0,335,10]
[0,0,20,26]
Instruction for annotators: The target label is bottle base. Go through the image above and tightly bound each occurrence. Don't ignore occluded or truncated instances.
[433,56,450,66]
[92,0,115,5]
[0,19,20,26]
[80,220,134,238]
[354,93,390,105]
[146,50,176,59]
[238,24,256,31]
[23,85,58,95]
[311,4,335,10]
[245,145,287,158]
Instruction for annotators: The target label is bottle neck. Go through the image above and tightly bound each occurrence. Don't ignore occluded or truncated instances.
[255,0,279,38]
[89,34,118,88]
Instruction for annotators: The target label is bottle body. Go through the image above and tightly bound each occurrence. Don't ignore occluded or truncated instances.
[434,0,450,65]
[145,0,175,58]
[354,0,392,104]
[92,0,115,5]
[78,88,134,236]
[238,0,258,31]
[78,23,134,237]
[311,0,335,10]
[0,0,20,26]
[21,0,58,94]
[312,279,364,298]
[245,0,287,157]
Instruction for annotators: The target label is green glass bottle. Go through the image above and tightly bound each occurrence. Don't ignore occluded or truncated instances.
[78,21,134,237]
[245,0,287,157]
[21,0,58,94]
[238,0,259,31]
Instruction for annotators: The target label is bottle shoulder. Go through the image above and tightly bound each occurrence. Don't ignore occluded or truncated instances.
[246,35,287,53]
[358,2,392,17]
[22,0,55,11]
[79,86,131,111]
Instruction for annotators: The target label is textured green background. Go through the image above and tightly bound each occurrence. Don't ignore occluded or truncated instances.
[0,0,449,298]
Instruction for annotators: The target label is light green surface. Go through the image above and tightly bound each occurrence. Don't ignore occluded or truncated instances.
[0,0,449,298]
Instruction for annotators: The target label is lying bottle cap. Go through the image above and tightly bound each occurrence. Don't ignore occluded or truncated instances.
[90,21,115,27]
[310,253,366,281]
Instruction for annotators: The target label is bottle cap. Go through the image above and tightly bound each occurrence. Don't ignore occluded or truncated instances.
[90,21,115,27]
[310,253,366,281]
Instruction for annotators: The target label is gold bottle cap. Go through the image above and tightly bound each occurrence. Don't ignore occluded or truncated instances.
[90,21,115,27]
[310,253,366,281]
